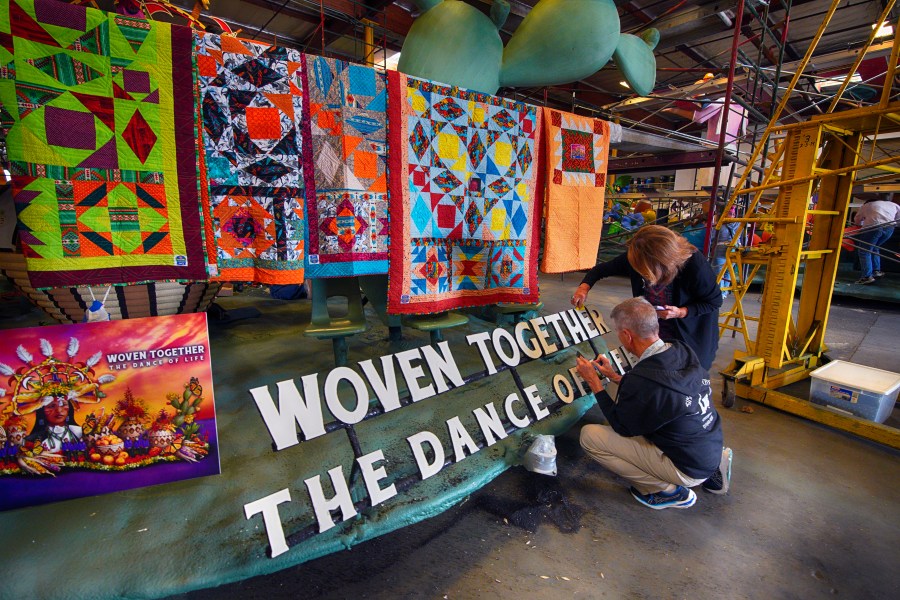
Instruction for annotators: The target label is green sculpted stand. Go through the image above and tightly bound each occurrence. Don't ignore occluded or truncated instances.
[398,0,660,96]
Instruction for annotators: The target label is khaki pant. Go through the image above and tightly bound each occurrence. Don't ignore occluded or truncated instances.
[580,424,706,495]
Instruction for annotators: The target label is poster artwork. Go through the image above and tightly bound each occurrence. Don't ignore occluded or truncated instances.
[0,313,220,511]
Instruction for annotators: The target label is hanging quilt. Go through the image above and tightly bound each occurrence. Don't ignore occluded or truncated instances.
[195,32,306,284]
[0,0,208,288]
[540,108,610,273]
[302,55,389,278]
[386,72,542,314]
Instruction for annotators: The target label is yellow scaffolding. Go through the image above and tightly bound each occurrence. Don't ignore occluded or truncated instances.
[716,0,900,449]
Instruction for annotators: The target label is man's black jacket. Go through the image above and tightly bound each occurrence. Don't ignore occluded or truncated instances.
[594,340,723,479]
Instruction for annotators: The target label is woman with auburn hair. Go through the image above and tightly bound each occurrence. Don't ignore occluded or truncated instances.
[571,225,723,370]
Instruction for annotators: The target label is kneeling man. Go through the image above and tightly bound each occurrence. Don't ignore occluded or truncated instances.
[575,297,732,509]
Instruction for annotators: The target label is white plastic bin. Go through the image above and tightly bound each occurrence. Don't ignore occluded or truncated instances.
[809,360,900,423]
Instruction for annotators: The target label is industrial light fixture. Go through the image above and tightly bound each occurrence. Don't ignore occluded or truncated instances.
[814,73,862,93]
[873,20,894,38]
[716,10,735,27]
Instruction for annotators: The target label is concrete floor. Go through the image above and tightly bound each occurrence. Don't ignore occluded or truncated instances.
[172,273,900,600]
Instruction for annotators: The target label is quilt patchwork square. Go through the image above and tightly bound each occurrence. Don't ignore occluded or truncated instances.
[550,110,609,187]
[302,55,388,277]
[387,73,541,314]
[0,0,207,287]
[196,32,306,283]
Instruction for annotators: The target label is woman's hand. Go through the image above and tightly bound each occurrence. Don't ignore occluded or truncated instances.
[575,355,604,393]
[571,284,591,308]
[656,305,688,320]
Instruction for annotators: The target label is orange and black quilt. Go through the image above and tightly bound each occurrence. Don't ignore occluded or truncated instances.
[195,32,306,284]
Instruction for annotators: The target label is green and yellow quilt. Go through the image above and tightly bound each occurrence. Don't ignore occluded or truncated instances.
[0,0,208,287]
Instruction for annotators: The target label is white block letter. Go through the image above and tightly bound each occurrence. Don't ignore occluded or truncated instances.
[395,348,436,402]
[524,384,550,419]
[359,356,401,413]
[249,374,325,450]
[543,313,570,348]
[447,416,479,462]
[588,308,611,335]
[504,392,531,428]
[324,366,370,424]
[357,449,398,507]
[553,374,575,404]
[560,309,589,344]
[515,321,543,359]
[421,341,465,393]
[305,465,357,533]
[244,488,292,558]
[466,331,498,374]
[576,308,600,338]
[473,402,508,446]
[492,327,521,367]
[529,317,559,355]
[407,430,445,480]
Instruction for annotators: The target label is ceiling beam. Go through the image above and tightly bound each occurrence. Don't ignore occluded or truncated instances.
[314,0,409,50]
[609,150,726,173]
[240,0,321,27]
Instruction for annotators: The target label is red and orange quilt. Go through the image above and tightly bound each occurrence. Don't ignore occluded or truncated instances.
[302,55,389,278]
[541,108,610,274]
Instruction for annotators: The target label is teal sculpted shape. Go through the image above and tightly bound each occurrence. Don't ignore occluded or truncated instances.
[613,29,661,96]
[399,0,659,96]
[397,0,505,93]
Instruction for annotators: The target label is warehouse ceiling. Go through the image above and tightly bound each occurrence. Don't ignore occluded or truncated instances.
[131,0,899,159]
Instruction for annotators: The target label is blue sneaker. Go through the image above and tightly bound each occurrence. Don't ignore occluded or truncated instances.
[630,485,696,510]
[702,447,733,495]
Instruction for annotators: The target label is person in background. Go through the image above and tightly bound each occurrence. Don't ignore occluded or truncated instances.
[575,298,732,509]
[852,198,899,285]
[712,205,741,298]
[571,225,723,371]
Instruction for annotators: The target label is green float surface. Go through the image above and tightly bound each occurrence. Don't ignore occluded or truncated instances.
[0,297,605,599]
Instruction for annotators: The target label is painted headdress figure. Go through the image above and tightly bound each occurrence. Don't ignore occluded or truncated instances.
[0,337,115,453]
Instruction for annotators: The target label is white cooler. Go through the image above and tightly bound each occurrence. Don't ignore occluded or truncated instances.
[809,360,900,424]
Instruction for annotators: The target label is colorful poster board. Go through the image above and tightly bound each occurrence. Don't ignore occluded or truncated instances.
[0,313,219,511]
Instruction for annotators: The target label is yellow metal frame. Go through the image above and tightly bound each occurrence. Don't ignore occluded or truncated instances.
[717,1,900,448]
[732,380,900,450]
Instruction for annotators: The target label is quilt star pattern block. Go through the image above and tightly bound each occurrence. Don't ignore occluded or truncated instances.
[541,108,610,273]
[387,72,542,314]
[302,55,388,277]
[196,32,306,284]
[0,0,207,288]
